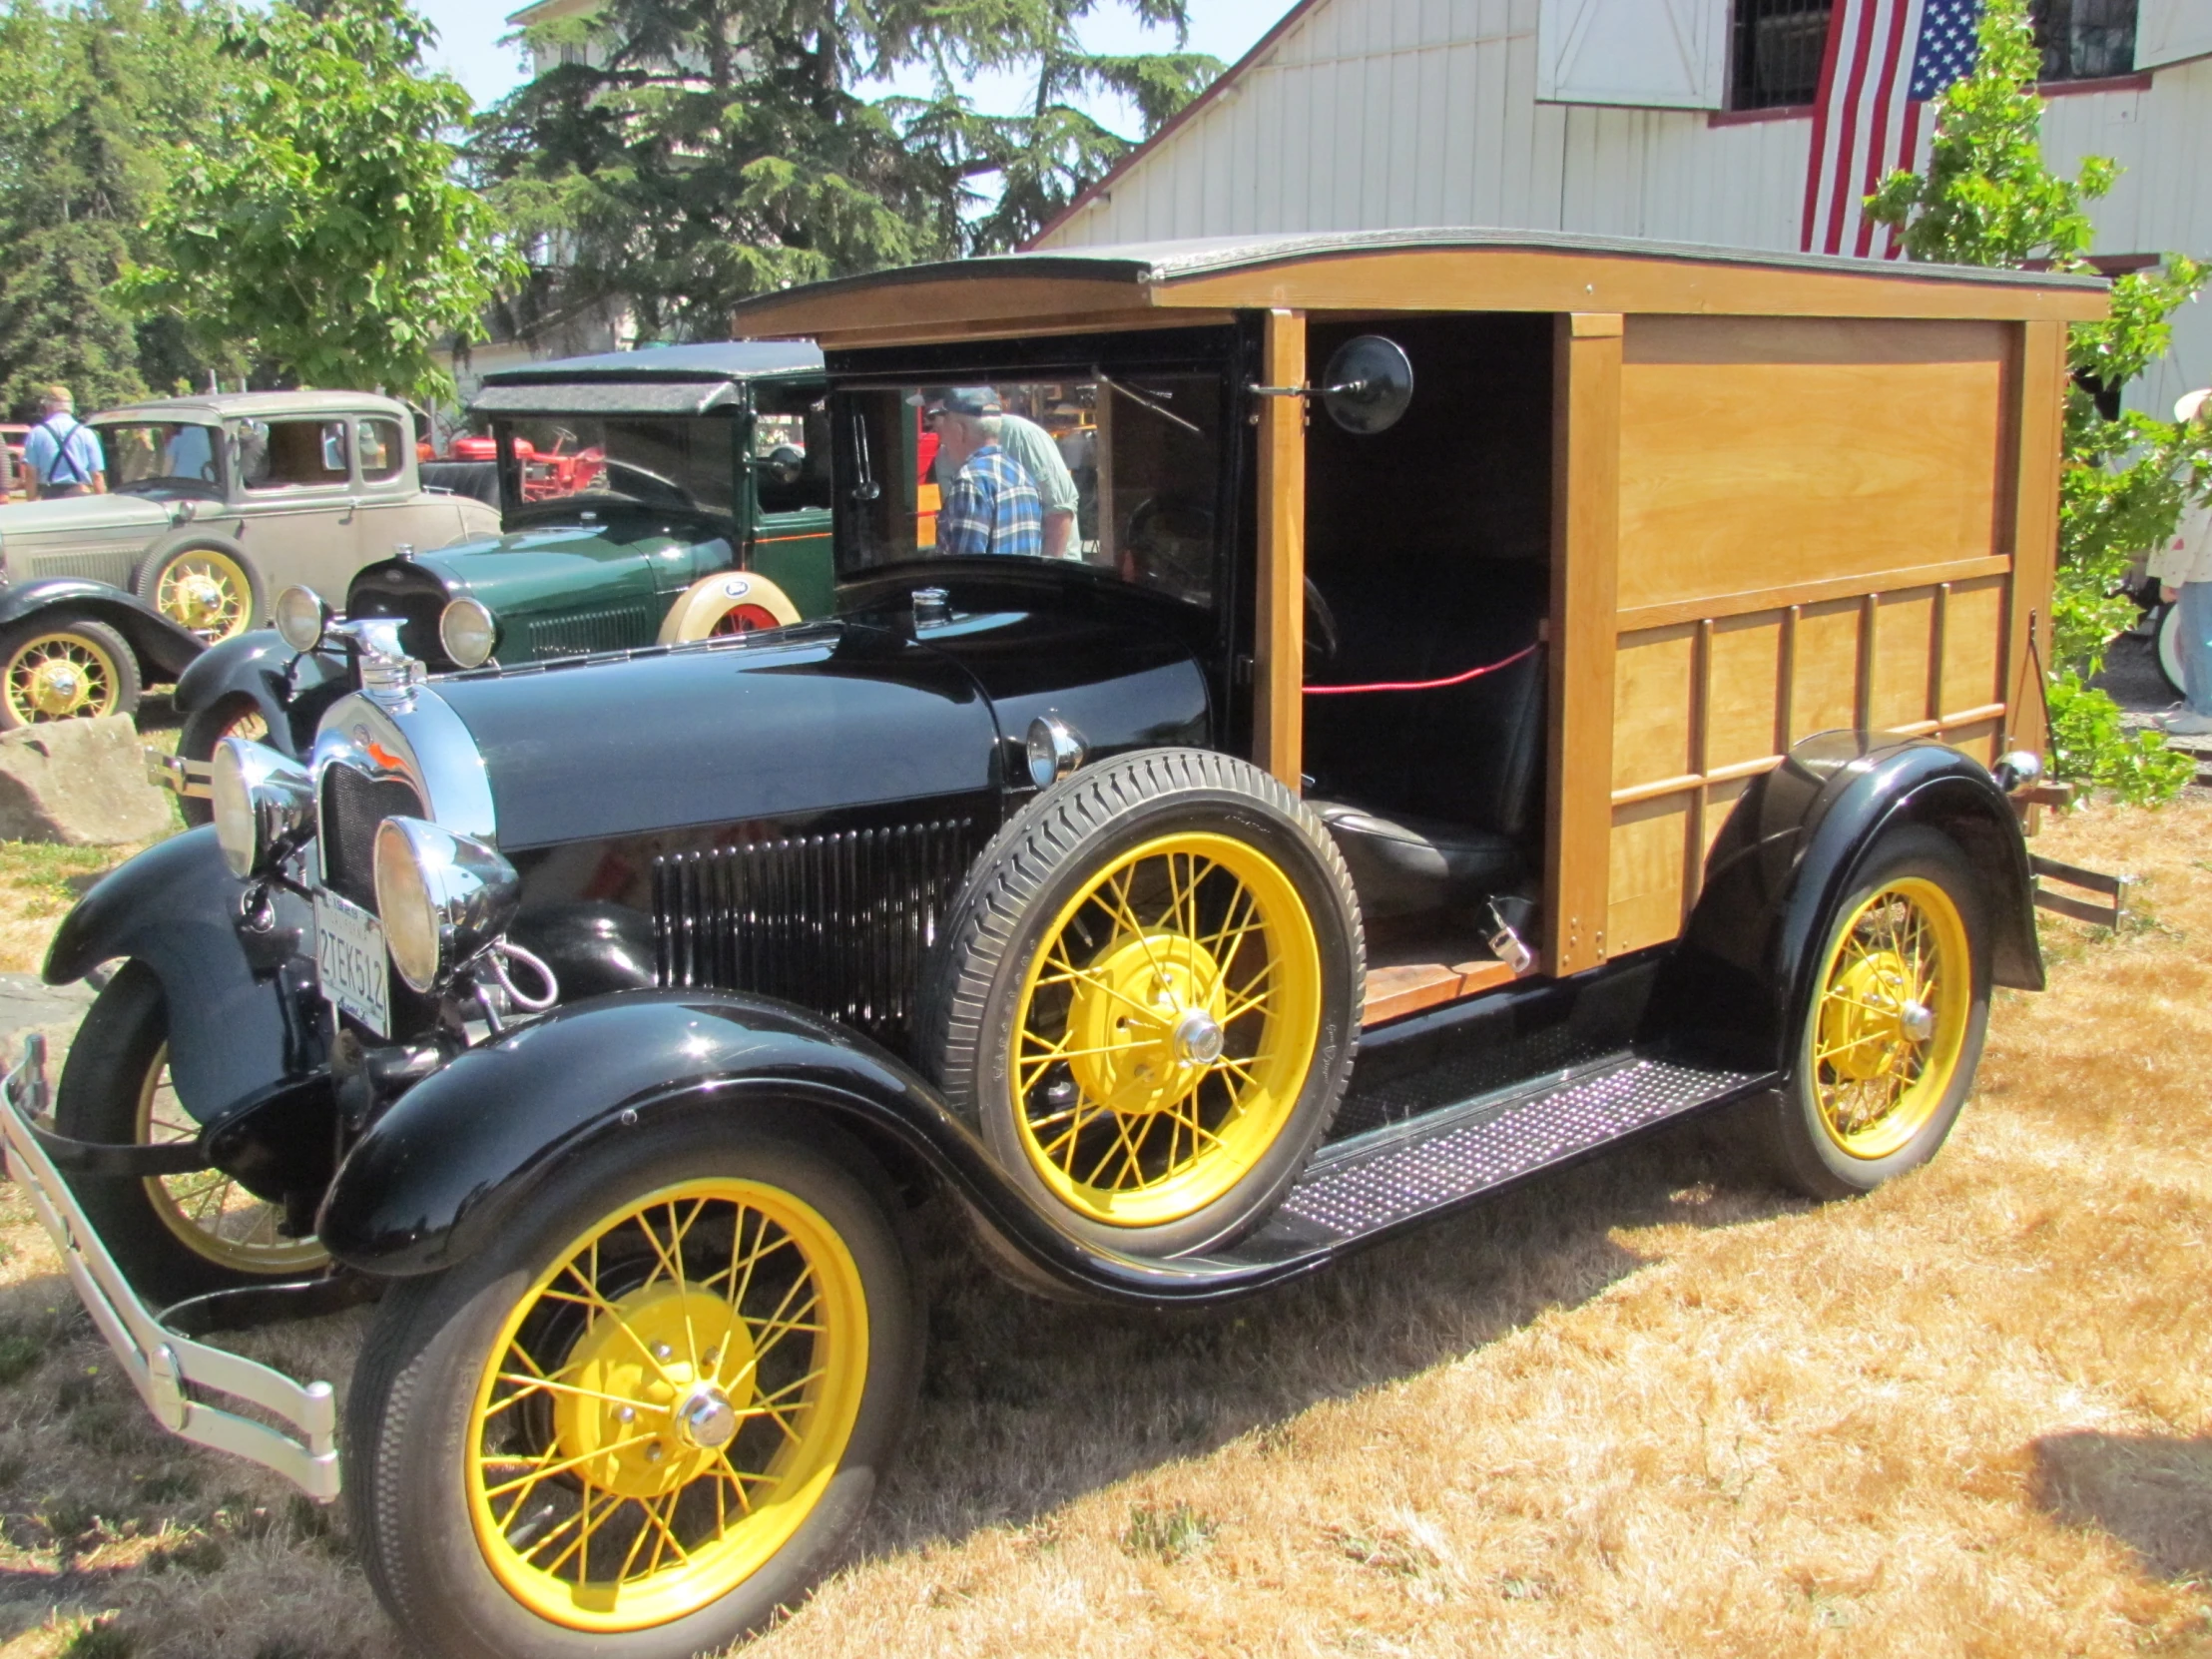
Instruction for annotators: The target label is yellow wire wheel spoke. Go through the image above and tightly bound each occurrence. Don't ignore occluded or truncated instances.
[5,630,119,723]
[466,1177,870,1633]
[1008,830,1325,1228]
[135,1041,326,1276]
[1806,874,1972,1161]
[153,549,254,641]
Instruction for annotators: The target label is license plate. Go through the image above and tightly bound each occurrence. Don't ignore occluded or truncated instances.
[314,890,389,1038]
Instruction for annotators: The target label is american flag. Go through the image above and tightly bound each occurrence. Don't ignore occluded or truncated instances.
[1801,0,1983,258]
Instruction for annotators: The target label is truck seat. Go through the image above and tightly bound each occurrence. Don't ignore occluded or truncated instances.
[1307,799,1524,920]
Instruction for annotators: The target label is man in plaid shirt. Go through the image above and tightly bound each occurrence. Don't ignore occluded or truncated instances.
[930,387,1043,557]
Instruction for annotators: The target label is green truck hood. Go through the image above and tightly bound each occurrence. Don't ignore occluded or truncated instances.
[413,523,731,613]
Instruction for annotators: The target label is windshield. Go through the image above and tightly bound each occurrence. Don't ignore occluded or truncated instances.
[99,422,223,493]
[493,414,738,517]
[833,371,1224,606]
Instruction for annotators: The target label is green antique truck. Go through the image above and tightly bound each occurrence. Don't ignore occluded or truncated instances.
[163,341,831,786]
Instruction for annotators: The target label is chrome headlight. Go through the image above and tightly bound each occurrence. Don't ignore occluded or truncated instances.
[210,739,313,878]
[438,598,497,670]
[276,586,330,652]
[1025,715,1086,789]
[372,816,520,993]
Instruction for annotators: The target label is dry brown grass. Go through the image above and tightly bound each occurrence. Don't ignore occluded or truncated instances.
[3,799,2211,1658]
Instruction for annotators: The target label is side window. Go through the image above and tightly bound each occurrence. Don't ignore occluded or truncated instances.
[242,419,350,490]
[357,417,404,482]
[753,388,832,515]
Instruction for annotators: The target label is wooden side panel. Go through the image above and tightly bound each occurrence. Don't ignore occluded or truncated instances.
[1791,599,1862,741]
[1616,317,2011,618]
[1611,625,1694,793]
[2004,318,2068,754]
[1705,614,1784,770]
[1607,794,1692,959]
[1255,309,1307,789]
[1872,590,1937,730]
[1546,312,1624,977]
[1944,575,2007,711]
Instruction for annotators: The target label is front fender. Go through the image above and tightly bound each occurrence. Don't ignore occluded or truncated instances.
[173,631,350,760]
[1654,734,2040,1071]
[0,578,204,682]
[314,990,1312,1306]
[44,828,319,1122]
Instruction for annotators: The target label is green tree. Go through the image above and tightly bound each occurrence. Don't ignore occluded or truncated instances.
[0,0,238,416]
[1867,0,2201,805]
[128,0,524,401]
[473,0,1220,345]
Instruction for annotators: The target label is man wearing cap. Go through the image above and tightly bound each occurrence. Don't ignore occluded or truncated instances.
[992,402,1082,559]
[21,386,105,501]
[931,387,1044,558]
[2153,388,2212,738]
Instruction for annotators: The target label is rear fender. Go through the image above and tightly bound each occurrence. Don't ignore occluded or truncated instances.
[0,578,203,682]
[173,632,350,760]
[43,828,320,1123]
[314,990,1244,1305]
[1652,734,2040,1071]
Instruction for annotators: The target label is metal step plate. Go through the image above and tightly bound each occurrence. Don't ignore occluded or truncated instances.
[1230,1057,1769,1261]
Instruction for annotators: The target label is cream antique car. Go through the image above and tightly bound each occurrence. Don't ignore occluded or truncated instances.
[0,390,497,727]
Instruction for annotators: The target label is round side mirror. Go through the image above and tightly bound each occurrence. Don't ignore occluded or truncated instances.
[1321,335,1414,435]
[763,444,805,489]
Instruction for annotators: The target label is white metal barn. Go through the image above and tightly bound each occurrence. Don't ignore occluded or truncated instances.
[1032,0,2212,414]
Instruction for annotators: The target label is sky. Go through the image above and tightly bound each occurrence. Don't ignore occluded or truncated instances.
[411,0,1294,134]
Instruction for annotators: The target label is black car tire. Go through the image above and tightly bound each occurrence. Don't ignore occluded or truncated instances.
[175,695,276,828]
[345,1118,918,1659]
[1762,827,1991,1201]
[0,615,141,729]
[52,960,328,1303]
[923,748,1364,1258]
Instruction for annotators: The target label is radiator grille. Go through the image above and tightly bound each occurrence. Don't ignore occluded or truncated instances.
[653,820,980,1050]
[318,765,424,909]
[525,603,655,660]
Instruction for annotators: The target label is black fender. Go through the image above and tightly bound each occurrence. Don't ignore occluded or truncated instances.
[43,827,321,1123]
[173,630,350,760]
[314,990,1330,1306]
[0,577,203,682]
[1652,732,2041,1073]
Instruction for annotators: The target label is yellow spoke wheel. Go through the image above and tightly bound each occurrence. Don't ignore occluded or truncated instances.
[150,548,255,642]
[136,1041,326,1277]
[1807,874,1971,1161]
[4,628,121,723]
[466,1177,870,1633]
[1009,830,1324,1228]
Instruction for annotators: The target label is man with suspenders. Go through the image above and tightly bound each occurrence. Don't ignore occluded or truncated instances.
[21,386,106,501]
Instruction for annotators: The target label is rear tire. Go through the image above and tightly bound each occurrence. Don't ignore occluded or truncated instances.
[345,1118,918,1659]
[1763,827,1990,1200]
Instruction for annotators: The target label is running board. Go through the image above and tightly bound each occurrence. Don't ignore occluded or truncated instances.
[1218,1056,1773,1266]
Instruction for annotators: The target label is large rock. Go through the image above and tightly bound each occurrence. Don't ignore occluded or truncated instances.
[0,716,177,845]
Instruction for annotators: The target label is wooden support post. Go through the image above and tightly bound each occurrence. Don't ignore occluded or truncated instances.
[1545,312,1624,978]
[1254,308,1307,790]
[2004,319,2066,756]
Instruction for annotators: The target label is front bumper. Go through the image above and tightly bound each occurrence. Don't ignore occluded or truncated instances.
[0,1035,341,1500]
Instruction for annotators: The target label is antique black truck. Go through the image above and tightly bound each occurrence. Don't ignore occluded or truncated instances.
[3,230,2099,1659]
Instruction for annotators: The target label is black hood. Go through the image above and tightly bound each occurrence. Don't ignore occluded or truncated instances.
[436,622,997,849]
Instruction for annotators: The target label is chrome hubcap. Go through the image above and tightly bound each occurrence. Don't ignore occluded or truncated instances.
[675,1384,739,1450]
[1173,1008,1225,1066]
[1900,1000,1936,1043]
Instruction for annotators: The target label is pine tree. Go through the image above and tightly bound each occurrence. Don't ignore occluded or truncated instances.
[473,0,1220,344]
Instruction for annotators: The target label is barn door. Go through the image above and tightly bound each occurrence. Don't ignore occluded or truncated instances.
[2136,0,2212,70]
[1536,0,1730,109]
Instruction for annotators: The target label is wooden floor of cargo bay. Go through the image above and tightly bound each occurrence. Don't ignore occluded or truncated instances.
[2,798,2209,1659]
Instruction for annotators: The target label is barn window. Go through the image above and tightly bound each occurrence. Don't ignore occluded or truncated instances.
[1730,0,1833,110]
[2030,0,2137,81]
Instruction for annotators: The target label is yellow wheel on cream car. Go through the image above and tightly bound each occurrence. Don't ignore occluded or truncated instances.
[0,617,140,729]
[137,544,264,642]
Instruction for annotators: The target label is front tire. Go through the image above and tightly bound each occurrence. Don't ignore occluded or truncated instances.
[1764,827,1991,1200]
[136,543,263,643]
[0,615,140,728]
[175,696,274,828]
[345,1119,918,1659]
[53,961,328,1304]
[923,750,1363,1257]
